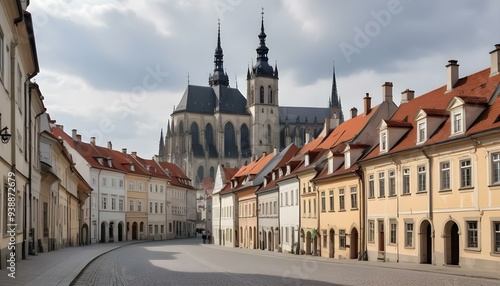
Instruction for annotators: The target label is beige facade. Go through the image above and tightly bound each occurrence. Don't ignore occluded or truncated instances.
[125,173,148,240]
[299,164,320,255]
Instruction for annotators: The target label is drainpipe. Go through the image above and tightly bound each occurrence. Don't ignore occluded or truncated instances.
[218,194,222,245]
[354,167,367,260]
[97,169,102,243]
[14,0,23,25]
[421,149,433,264]
[298,181,302,255]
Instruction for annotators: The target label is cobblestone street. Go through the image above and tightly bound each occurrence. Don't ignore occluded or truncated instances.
[72,239,500,286]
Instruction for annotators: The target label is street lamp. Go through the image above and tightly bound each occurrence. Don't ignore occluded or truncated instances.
[0,114,12,144]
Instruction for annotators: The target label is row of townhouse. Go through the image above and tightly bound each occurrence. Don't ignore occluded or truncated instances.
[51,126,198,244]
[210,44,500,270]
[0,0,94,269]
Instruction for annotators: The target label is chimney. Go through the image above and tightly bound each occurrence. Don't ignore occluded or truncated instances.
[122,148,127,154]
[490,44,500,76]
[401,89,415,104]
[107,141,112,150]
[90,137,96,145]
[131,151,137,158]
[76,134,81,142]
[262,151,267,158]
[446,60,459,91]
[363,93,371,115]
[274,146,278,155]
[56,124,64,131]
[382,82,393,102]
[71,129,77,140]
[350,107,358,119]
[305,132,311,144]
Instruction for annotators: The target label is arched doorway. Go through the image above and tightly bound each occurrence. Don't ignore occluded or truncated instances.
[100,222,106,243]
[329,229,335,258]
[81,224,89,245]
[109,222,114,242]
[249,227,252,249]
[140,222,144,238]
[132,222,138,240]
[350,228,358,259]
[268,231,272,251]
[420,220,432,264]
[445,221,460,265]
[306,231,312,255]
[254,227,257,249]
[118,222,123,242]
[262,231,266,250]
[235,229,239,247]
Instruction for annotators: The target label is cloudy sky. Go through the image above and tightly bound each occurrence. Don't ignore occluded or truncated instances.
[29,0,499,158]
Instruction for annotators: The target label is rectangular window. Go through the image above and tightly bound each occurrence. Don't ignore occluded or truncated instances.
[321,192,326,212]
[149,224,153,234]
[128,181,135,190]
[137,201,142,212]
[111,198,116,210]
[453,112,462,134]
[169,223,172,232]
[368,221,375,243]
[380,132,387,152]
[350,186,357,209]
[460,159,472,188]
[285,192,289,206]
[402,168,410,194]
[440,162,451,190]
[467,221,478,248]
[329,190,334,211]
[102,197,107,209]
[339,188,345,211]
[390,220,397,244]
[388,170,396,196]
[111,178,116,187]
[155,203,158,213]
[379,172,385,197]
[418,166,426,192]
[102,177,107,186]
[0,30,4,79]
[290,190,294,205]
[129,200,134,211]
[418,122,426,143]
[138,182,143,191]
[368,174,375,198]
[118,199,124,211]
[161,225,164,234]
[119,179,124,188]
[149,202,153,213]
[281,193,284,206]
[494,222,500,253]
[339,229,346,249]
[160,203,164,214]
[493,153,500,185]
[303,201,306,217]
[405,223,414,247]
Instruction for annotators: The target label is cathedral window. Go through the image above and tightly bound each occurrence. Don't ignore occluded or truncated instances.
[267,124,272,145]
[224,122,238,158]
[240,124,250,158]
[268,85,273,104]
[260,86,264,103]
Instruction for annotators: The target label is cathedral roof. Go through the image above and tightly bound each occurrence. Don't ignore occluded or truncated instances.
[173,84,249,115]
[279,106,331,124]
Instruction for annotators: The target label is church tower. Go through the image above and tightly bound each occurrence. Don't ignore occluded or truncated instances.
[247,9,279,156]
[329,63,344,123]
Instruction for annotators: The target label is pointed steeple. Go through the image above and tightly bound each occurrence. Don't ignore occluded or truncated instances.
[209,19,229,87]
[158,128,165,158]
[250,8,276,78]
[329,62,344,123]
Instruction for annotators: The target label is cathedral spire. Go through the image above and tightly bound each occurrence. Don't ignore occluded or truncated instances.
[330,62,344,123]
[256,8,269,63]
[209,19,229,86]
[158,128,165,159]
[251,8,276,78]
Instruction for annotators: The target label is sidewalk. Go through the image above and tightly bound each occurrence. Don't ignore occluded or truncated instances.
[204,244,500,281]
[0,241,140,286]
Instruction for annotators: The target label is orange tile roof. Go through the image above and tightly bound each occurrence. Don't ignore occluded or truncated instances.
[364,67,500,160]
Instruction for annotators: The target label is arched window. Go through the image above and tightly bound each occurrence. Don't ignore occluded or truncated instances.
[267,124,272,145]
[178,121,185,154]
[209,167,215,181]
[196,166,204,187]
[224,122,238,158]
[268,85,273,104]
[250,87,254,104]
[240,124,250,158]
[260,86,264,103]
[205,123,217,157]
[191,122,203,157]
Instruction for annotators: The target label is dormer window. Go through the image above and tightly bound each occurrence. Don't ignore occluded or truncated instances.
[417,121,426,143]
[380,131,387,152]
[286,165,291,175]
[305,154,310,167]
[107,158,113,168]
[97,157,103,165]
[452,111,463,134]
[328,157,334,174]
[279,168,283,177]
[272,172,276,181]
[130,163,135,171]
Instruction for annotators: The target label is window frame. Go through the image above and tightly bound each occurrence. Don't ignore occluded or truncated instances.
[452,111,463,134]
[402,168,410,195]
[350,186,357,210]
[417,165,427,193]
[380,131,388,152]
[390,220,397,245]
[417,121,426,143]
[492,153,500,185]
[465,220,479,250]
[339,188,345,211]
[460,159,472,189]
[378,172,385,198]
[368,174,375,198]
[405,222,414,248]
[440,161,451,191]
[494,221,500,254]
[368,220,375,243]
[388,170,396,196]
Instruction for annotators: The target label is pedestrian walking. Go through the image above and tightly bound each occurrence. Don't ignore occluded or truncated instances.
[202,234,207,244]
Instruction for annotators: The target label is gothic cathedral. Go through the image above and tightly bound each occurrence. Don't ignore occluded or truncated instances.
[158,12,344,186]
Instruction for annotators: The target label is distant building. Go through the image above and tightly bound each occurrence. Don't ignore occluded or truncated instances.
[158,12,343,187]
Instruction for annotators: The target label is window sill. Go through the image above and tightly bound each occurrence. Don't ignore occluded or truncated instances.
[350,208,359,211]
[339,209,346,212]
[489,252,500,257]
[439,189,452,193]
[368,196,375,199]
[328,210,335,212]
[404,246,415,250]
[416,191,428,195]
[487,183,500,188]
[377,196,386,199]
[459,187,474,191]
[464,247,481,253]
[401,192,411,196]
